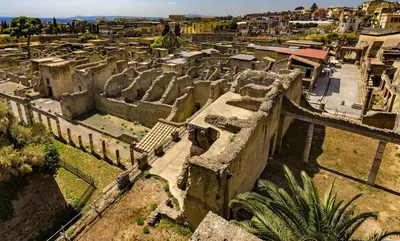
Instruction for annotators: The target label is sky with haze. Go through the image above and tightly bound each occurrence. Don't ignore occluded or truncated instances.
[0,0,365,17]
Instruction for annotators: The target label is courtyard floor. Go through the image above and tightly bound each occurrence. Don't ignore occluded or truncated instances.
[261,120,400,238]
[309,63,362,119]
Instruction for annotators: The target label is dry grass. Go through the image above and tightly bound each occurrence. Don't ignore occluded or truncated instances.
[75,177,190,241]
[261,120,400,238]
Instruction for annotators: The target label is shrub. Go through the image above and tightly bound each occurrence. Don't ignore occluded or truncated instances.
[353,149,358,154]
[143,226,150,234]
[228,134,236,144]
[151,203,157,211]
[143,170,151,179]
[77,32,97,43]
[42,142,61,175]
[164,184,170,192]
[136,216,145,226]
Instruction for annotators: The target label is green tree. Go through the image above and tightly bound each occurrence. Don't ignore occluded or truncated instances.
[311,3,318,12]
[42,142,60,175]
[161,32,182,53]
[150,36,163,49]
[52,17,58,34]
[175,23,181,37]
[162,23,170,36]
[77,32,97,43]
[4,17,43,58]
[295,6,305,11]
[230,165,400,241]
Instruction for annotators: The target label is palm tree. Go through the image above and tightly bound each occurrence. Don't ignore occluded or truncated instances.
[230,165,400,241]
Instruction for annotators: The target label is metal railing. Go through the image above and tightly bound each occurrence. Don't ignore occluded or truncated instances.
[60,160,96,187]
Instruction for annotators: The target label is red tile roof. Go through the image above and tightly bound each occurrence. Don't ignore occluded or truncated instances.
[276,48,328,60]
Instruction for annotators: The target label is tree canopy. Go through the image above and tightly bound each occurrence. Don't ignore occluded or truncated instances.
[151,31,182,53]
[311,3,318,12]
[230,165,400,241]
[0,103,59,182]
[4,16,43,58]
[295,6,305,11]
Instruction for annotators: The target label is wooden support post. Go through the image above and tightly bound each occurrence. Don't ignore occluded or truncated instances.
[47,116,52,132]
[102,140,107,159]
[116,149,120,166]
[78,135,83,149]
[56,119,62,138]
[367,141,387,185]
[302,123,315,164]
[89,133,94,153]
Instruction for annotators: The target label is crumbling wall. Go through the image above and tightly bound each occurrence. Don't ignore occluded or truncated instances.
[193,81,212,108]
[231,69,276,93]
[362,111,397,130]
[61,90,94,120]
[240,83,273,98]
[142,72,177,102]
[0,175,69,241]
[168,87,196,123]
[161,75,194,104]
[121,68,163,101]
[107,49,129,61]
[104,71,132,97]
[94,94,172,127]
[116,60,128,73]
[88,51,104,63]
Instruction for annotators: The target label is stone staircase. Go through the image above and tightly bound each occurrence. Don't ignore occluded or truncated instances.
[136,121,178,153]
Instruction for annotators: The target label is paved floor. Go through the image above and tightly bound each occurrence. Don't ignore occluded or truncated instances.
[150,135,191,209]
[309,64,362,119]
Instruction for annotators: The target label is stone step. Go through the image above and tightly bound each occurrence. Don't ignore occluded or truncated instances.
[137,121,178,153]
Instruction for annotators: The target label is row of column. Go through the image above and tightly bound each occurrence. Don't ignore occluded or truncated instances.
[300,122,386,186]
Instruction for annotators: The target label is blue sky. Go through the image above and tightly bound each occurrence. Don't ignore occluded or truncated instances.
[0,0,365,17]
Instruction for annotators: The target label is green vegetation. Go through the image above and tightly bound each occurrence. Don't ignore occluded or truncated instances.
[230,165,400,240]
[136,216,145,226]
[151,203,157,211]
[3,16,43,58]
[158,218,192,237]
[143,170,151,179]
[164,183,170,192]
[77,32,98,43]
[143,226,150,234]
[151,31,182,53]
[228,134,237,144]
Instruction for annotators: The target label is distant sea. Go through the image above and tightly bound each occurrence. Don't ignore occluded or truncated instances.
[0,15,167,24]
[0,14,204,24]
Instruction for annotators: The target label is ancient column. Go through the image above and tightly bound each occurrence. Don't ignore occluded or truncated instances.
[16,103,24,123]
[302,123,315,164]
[47,116,53,132]
[102,140,107,159]
[67,128,74,146]
[78,135,83,149]
[367,141,387,185]
[56,119,62,138]
[23,105,33,126]
[116,149,121,166]
[129,143,136,166]
[89,134,94,153]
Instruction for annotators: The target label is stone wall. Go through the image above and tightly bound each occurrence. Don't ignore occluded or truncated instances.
[192,33,235,43]
[61,90,94,120]
[182,70,303,228]
[0,175,69,241]
[39,62,74,100]
[122,68,163,101]
[142,72,176,102]
[161,75,194,105]
[168,87,196,123]
[94,94,172,127]
[104,71,133,97]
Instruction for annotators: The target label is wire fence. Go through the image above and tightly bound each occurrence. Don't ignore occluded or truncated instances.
[60,160,96,187]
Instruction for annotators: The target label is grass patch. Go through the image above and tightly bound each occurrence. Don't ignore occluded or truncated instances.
[53,140,121,209]
[158,218,192,237]
[151,203,157,211]
[136,216,145,226]
[143,226,150,234]
[143,170,151,179]
[164,184,170,192]
[55,168,90,209]
[228,134,236,144]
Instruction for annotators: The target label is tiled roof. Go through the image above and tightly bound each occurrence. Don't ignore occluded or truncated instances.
[277,48,328,60]
[290,55,321,68]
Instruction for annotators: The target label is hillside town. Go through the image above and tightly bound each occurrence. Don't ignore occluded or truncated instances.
[1,0,400,240]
